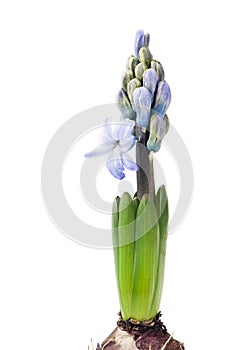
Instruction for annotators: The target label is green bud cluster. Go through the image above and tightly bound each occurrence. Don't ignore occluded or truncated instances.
[117,40,170,152]
[120,51,164,109]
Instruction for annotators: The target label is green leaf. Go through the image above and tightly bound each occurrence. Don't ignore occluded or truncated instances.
[112,196,120,284]
[117,192,135,319]
[131,194,159,321]
[149,185,169,316]
[133,197,140,217]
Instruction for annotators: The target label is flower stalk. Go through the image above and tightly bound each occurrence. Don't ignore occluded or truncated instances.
[136,126,155,202]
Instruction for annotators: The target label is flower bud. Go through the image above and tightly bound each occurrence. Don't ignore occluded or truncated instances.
[152,81,171,117]
[133,87,152,128]
[134,30,145,59]
[164,114,170,135]
[127,78,141,105]
[134,62,148,82]
[143,68,159,102]
[151,113,166,139]
[148,139,162,153]
[117,89,136,120]
[144,33,150,47]
[126,55,138,72]
[151,60,165,81]
[147,114,166,152]
[139,47,152,67]
[122,69,134,92]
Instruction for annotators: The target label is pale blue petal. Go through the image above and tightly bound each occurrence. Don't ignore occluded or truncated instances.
[101,118,114,143]
[121,152,138,171]
[106,147,125,180]
[85,141,114,157]
[113,119,135,140]
[119,135,136,152]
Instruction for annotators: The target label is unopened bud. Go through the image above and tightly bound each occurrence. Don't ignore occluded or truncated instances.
[117,89,136,120]
[144,33,150,47]
[134,62,148,82]
[139,47,152,67]
[134,30,145,59]
[133,87,152,128]
[152,81,171,117]
[143,68,159,102]
[164,114,170,135]
[147,114,166,152]
[127,78,141,105]
[122,69,134,92]
[126,55,138,72]
[151,60,165,81]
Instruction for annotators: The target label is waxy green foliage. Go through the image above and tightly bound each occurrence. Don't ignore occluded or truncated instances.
[112,186,169,322]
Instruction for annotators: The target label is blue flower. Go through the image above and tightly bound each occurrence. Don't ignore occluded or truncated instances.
[85,119,138,180]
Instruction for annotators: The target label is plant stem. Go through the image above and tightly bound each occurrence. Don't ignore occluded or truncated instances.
[136,126,155,201]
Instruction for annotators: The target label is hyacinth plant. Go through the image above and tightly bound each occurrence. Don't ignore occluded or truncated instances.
[86,30,184,350]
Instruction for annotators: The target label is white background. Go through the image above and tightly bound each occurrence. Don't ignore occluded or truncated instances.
[1,0,235,349]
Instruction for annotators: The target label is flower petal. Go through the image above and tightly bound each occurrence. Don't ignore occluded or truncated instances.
[101,118,114,143]
[121,152,138,171]
[85,141,114,157]
[106,148,125,180]
[114,118,135,140]
[119,136,136,152]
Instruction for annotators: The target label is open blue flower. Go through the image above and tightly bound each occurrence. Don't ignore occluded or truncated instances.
[85,119,138,180]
